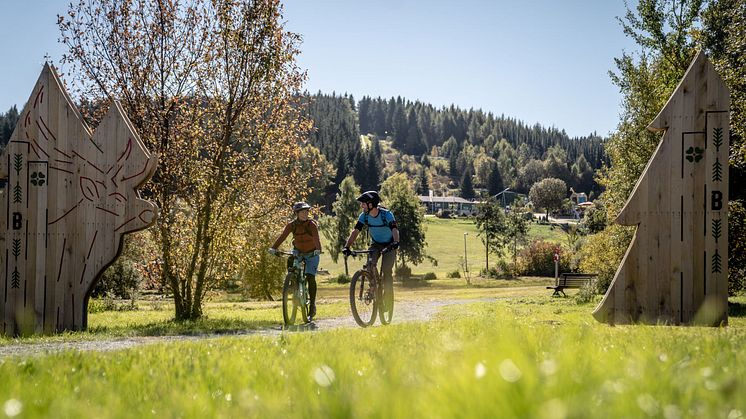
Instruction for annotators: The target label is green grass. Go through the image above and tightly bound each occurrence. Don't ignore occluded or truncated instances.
[318,216,566,279]
[2,294,745,418]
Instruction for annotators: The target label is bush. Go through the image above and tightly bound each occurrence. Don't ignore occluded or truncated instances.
[92,260,143,299]
[422,272,437,280]
[577,225,634,293]
[574,282,598,304]
[395,265,412,280]
[436,209,453,218]
[446,270,461,278]
[516,240,571,277]
[729,200,746,295]
[334,274,351,284]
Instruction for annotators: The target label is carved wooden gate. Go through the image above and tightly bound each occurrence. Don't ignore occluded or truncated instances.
[1,64,157,335]
[593,52,730,326]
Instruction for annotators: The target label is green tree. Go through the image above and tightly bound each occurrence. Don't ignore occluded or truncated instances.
[460,170,475,200]
[320,176,361,265]
[474,198,506,271]
[505,207,529,273]
[487,166,504,196]
[529,178,567,218]
[584,0,704,292]
[380,173,427,267]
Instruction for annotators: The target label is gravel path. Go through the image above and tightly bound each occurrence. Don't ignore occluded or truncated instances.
[0,297,494,358]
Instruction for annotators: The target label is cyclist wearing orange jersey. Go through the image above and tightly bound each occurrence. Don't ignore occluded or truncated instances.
[269,202,322,318]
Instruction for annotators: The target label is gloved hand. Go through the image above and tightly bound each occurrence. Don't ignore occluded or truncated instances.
[389,241,399,250]
[313,249,321,256]
[268,248,278,255]
[342,247,352,257]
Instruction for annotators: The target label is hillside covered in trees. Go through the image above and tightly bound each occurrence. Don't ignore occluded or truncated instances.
[304,92,607,209]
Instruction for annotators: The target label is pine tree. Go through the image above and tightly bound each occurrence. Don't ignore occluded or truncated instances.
[460,170,475,200]
[366,149,381,191]
[487,166,504,196]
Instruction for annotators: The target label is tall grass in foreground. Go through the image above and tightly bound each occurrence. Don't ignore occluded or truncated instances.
[1,297,745,418]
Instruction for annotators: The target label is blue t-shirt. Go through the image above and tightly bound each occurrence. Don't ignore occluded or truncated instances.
[357,209,396,244]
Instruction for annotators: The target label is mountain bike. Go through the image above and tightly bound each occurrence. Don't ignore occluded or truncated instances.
[270,250,313,326]
[346,248,394,327]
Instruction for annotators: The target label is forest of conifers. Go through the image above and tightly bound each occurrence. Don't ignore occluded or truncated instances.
[1,91,605,206]
[304,92,606,204]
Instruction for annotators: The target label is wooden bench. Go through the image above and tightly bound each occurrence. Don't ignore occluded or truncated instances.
[547,273,598,297]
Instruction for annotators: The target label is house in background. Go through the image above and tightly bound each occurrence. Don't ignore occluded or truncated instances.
[419,191,478,216]
[569,187,588,205]
[569,187,593,218]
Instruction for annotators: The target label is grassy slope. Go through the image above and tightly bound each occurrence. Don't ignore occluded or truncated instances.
[318,216,565,278]
[1,294,745,418]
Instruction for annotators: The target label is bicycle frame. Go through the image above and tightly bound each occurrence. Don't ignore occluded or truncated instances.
[274,250,315,325]
[347,248,394,327]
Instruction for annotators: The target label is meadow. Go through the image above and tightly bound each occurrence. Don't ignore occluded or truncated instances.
[1,290,745,418]
[319,216,565,278]
[1,216,743,418]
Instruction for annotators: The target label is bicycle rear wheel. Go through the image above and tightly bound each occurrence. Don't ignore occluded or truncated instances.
[350,270,377,327]
[282,273,300,326]
[378,276,394,325]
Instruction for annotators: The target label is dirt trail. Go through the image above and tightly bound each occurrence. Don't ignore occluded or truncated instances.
[0,297,493,358]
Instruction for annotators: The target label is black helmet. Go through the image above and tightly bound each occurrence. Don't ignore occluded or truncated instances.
[357,191,381,207]
[292,201,311,212]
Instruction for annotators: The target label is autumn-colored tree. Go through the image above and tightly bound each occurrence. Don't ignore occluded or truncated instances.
[59,0,312,320]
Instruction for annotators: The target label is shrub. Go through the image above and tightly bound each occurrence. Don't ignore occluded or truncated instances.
[577,225,634,293]
[729,200,746,295]
[574,282,598,304]
[422,272,437,280]
[395,265,412,281]
[335,274,351,284]
[516,240,571,277]
[92,260,143,299]
[446,270,461,278]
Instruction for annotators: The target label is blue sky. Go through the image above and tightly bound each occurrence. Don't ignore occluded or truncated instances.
[1,1,638,138]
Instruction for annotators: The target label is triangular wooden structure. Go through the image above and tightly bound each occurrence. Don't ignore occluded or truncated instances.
[593,51,730,326]
[1,64,157,335]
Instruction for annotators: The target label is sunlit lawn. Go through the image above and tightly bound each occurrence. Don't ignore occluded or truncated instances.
[1,294,745,418]
[318,216,566,278]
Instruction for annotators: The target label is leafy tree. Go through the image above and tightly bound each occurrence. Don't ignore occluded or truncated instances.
[505,207,529,273]
[320,176,362,265]
[529,178,567,218]
[473,153,497,187]
[474,198,507,271]
[380,173,427,267]
[583,0,704,292]
[516,159,545,193]
[60,0,310,320]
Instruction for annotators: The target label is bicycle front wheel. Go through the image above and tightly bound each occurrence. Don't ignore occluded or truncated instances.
[378,276,394,325]
[350,270,377,327]
[282,273,300,326]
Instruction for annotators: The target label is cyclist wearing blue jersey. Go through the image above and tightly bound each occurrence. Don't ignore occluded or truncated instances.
[342,191,400,286]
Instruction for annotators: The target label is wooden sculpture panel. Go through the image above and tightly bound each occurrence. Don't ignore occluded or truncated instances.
[593,51,729,326]
[0,64,157,335]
